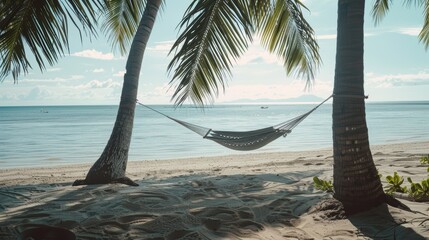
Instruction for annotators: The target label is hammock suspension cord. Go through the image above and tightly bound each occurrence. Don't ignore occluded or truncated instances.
[137,95,334,151]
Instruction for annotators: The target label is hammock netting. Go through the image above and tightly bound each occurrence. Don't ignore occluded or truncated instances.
[138,95,332,151]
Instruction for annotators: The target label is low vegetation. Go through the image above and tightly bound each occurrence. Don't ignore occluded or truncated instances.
[313,176,333,192]
[313,155,429,201]
[407,177,429,201]
[384,172,406,194]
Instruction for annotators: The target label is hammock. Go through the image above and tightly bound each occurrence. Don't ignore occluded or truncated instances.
[137,95,332,151]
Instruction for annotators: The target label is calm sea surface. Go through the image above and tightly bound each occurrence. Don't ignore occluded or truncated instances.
[1,102,428,168]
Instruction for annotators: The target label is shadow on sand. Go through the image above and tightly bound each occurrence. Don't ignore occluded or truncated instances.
[349,203,428,240]
[0,169,427,239]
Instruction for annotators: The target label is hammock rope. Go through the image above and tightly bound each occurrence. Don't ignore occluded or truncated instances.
[137,95,333,151]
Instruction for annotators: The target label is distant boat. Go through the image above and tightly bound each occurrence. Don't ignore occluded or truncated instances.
[260,106,269,109]
[40,108,48,113]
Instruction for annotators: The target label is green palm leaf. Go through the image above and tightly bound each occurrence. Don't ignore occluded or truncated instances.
[372,0,425,24]
[167,0,253,106]
[372,0,429,49]
[101,0,149,55]
[372,0,391,25]
[259,0,320,84]
[0,0,101,82]
[418,0,429,49]
[248,0,271,28]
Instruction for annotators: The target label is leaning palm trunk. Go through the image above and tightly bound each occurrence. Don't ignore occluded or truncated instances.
[332,0,385,213]
[73,0,162,186]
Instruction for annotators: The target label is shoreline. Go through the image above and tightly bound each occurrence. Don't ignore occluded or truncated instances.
[2,137,428,170]
[1,140,427,181]
[1,140,428,239]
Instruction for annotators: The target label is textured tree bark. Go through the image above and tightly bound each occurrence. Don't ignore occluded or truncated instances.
[332,0,385,213]
[73,0,162,186]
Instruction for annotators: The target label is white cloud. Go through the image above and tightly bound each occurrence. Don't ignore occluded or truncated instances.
[395,27,421,36]
[76,79,121,89]
[317,34,337,40]
[364,32,376,37]
[317,32,376,40]
[217,80,332,103]
[47,68,61,72]
[19,87,52,101]
[113,70,126,77]
[149,37,283,66]
[237,37,282,66]
[148,40,175,54]
[0,92,19,101]
[71,49,114,60]
[366,71,429,88]
[21,75,84,84]
[137,83,172,104]
[70,75,84,80]
[92,68,105,73]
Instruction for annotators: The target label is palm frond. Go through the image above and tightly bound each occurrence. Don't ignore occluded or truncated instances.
[0,0,101,82]
[403,0,425,7]
[259,0,320,85]
[418,0,429,49]
[64,0,103,40]
[167,0,253,106]
[101,0,147,55]
[397,1,429,50]
[248,0,271,28]
[372,0,392,25]
[372,0,429,50]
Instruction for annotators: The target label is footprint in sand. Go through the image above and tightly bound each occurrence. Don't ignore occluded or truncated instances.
[323,229,357,239]
[117,214,156,225]
[282,228,314,240]
[126,191,184,213]
[183,180,229,202]
[239,195,264,204]
[189,206,263,237]
[264,198,297,225]
[165,229,196,240]
[190,180,214,188]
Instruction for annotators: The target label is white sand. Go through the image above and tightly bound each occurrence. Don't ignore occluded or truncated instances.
[0,141,428,239]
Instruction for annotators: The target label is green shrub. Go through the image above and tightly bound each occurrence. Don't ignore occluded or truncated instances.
[421,155,429,172]
[420,155,429,165]
[385,172,407,195]
[407,177,429,201]
[384,157,429,201]
[313,176,334,193]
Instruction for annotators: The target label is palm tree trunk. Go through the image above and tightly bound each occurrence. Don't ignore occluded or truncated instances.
[73,0,162,186]
[332,0,385,213]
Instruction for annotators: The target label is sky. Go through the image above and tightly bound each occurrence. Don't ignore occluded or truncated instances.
[1,0,429,106]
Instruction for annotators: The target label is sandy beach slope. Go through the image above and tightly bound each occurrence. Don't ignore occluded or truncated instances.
[0,141,428,239]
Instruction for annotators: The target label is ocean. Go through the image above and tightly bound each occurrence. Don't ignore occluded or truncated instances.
[1,102,428,168]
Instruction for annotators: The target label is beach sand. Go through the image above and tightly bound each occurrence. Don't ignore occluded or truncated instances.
[0,141,428,239]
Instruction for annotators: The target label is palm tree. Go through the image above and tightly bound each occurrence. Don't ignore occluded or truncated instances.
[331,0,386,214]
[0,0,161,186]
[170,0,427,215]
[80,0,320,186]
[74,0,162,186]
[332,0,429,214]
[1,0,320,186]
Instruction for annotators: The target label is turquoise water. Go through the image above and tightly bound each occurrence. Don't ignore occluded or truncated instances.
[1,102,428,168]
